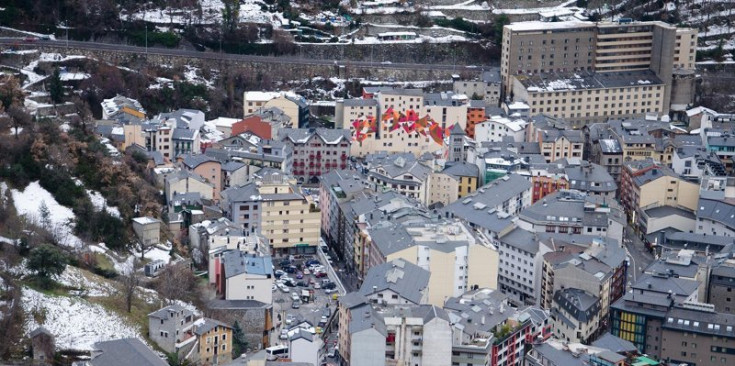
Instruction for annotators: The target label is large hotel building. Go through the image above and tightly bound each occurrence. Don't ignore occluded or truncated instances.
[501,21,697,126]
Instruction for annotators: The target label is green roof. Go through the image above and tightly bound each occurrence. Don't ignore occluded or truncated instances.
[632,356,660,366]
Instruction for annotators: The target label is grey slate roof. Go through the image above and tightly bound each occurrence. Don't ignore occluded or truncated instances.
[591,333,638,354]
[443,289,510,335]
[222,250,273,278]
[552,288,600,323]
[443,162,479,178]
[442,174,530,233]
[181,154,219,169]
[365,152,431,181]
[208,299,270,310]
[631,165,678,187]
[340,292,368,309]
[481,68,501,84]
[278,128,351,145]
[222,161,247,172]
[528,343,590,366]
[194,318,232,336]
[631,273,700,300]
[342,99,379,107]
[172,128,197,140]
[698,198,735,229]
[148,304,194,320]
[290,328,314,342]
[564,162,617,193]
[91,338,167,366]
[359,259,430,304]
[380,88,424,97]
[348,303,387,336]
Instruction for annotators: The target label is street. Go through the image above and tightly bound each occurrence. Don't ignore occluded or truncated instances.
[623,226,655,285]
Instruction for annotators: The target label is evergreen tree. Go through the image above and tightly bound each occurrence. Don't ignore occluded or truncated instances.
[49,68,64,104]
[39,200,51,229]
[27,244,67,285]
[232,320,248,358]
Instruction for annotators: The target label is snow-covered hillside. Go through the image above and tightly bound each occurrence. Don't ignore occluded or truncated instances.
[22,287,143,351]
[11,181,84,248]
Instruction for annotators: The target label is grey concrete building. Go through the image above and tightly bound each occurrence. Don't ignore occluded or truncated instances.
[148,305,196,354]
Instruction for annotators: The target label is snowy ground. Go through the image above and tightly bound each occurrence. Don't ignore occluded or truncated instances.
[22,287,143,351]
[86,189,121,218]
[11,181,85,248]
[121,0,278,26]
[57,266,117,297]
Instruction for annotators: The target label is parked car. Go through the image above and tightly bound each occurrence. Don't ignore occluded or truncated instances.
[292,300,301,309]
[323,282,337,290]
[284,266,296,274]
[324,288,337,294]
[275,270,285,278]
[303,268,311,275]
[280,329,288,340]
[314,282,321,289]
[327,348,335,358]
[286,314,295,325]
[314,272,327,278]
[306,259,320,267]
[278,284,290,293]
[291,292,300,301]
[279,259,291,267]
[296,272,304,279]
[296,281,308,287]
[284,280,296,287]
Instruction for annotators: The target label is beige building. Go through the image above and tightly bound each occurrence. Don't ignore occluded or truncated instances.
[132,217,160,247]
[345,89,471,157]
[243,91,308,128]
[366,221,498,306]
[512,70,667,126]
[501,20,697,122]
[220,172,321,255]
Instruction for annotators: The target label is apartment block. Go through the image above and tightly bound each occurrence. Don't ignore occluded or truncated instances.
[219,171,320,255]
[501,20,697,123]
[214,250,273,304]
[364,152,432,206]
[279,128,351,183]
[452,68,502,108]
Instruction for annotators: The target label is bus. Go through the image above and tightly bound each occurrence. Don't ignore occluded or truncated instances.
[266,345,289,360]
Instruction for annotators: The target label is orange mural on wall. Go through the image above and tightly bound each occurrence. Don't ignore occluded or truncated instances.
[352,108,454,146]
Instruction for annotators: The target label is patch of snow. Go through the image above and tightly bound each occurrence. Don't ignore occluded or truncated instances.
[38,53,86,62]
[22,287,142,351]
[113,255,135,275]
[11,181,85,248]
[57,266,116,297]
[59,71,90,81]
[135,245,172,264]
[86,189,121,218]
[0,26,55,40]
[0,236,19,246]
[1,49,39,55]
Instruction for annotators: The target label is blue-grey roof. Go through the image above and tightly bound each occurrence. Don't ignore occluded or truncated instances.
[340,292,368,309]
[631,273,700,300]
[442,174,530,233]
[290,328,314,343]
[553,288,600,323]
[359,259,430,304]
[564,162,617,193]
[443,162,479,178]
[91,338,167,366]
[698,198,735,230]
[365,152,432,181]
[348,303,387,336]
[181,154,219,169]
[222,161,247,172]
[481,68,501,84]
[591,333,638,354]
[222,250,274,278]
[342,98,379,107]
[172,128,197,140]
[443,289,510,334]
[148,304,194,320]
[528,343,590,366]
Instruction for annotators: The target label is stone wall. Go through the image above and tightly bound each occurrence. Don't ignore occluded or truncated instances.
[13,44,485,82]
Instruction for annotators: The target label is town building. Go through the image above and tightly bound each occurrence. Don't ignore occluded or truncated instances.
[444,288,552,366]
[89,338,167,366]
[101,95,146,124]
[551,288,602,344]
[148,305,197,355]
[452,68,502,108]
[500,21,698,122]
[207,132,292,174]
[180,154,223,194]
[517,189,625,245]
[442,173,532,242]
[289,329,321,366]
[278,128,351,184]
[365,219,498,306]
[243,91,309,127]
[214,250,273,303]
[219,171,320,254]
[358,259,431,306]
[474,115,528,143]
[132,217,161,248]
[364,152,432,206]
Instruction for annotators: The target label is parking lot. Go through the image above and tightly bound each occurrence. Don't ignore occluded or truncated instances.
[270,254,340,354]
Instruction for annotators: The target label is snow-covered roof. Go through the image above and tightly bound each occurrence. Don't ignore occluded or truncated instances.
[504,20,594,32]
[686,106,718,117]
[210,117,242,128]
[133,217,159,225]
[244,91,280,102]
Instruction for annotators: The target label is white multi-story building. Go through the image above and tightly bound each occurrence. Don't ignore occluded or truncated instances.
[215,250,273,304]
[365,152,433,206]
[475,115,528,143]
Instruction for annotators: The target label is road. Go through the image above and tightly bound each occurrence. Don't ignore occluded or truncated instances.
[0,37,479,73]
[623,225,655,285]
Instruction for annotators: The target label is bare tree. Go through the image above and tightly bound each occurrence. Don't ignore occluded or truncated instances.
[121,273,139,313]
[155,262,200,305]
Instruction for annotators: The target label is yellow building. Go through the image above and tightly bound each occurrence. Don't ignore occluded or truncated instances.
[428,163,479,207]
[193,318,233,365]
[220,172,321,255]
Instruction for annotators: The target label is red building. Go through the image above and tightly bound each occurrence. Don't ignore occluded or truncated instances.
[231,115,272,139]
[280,128,351,184]
[465,100,486,139]
[531,174,569,203]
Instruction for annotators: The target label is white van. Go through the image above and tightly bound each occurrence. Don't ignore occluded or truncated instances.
[266,345,289,360]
